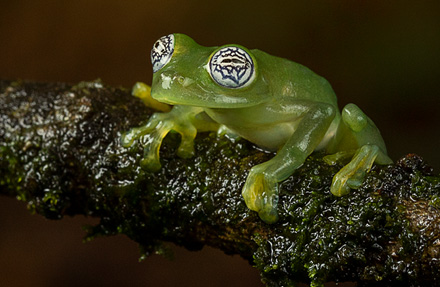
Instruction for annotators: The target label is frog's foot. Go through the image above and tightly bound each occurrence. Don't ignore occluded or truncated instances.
[330,145,379,196]
[323,150,356,166]
[242,163,279,224]
[217,125,241,142]
[121,110,197,172]
[121,113,171,171]
[132,82,171,112]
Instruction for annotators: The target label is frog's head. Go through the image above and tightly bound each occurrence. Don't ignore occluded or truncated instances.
[150,33,270,108]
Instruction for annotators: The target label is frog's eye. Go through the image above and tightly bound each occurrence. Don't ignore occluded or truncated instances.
[151,34,175,73]
[208,46,256,89]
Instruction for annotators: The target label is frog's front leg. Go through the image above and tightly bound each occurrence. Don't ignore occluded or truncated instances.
[242,104,336,223]
[121,105,210,171]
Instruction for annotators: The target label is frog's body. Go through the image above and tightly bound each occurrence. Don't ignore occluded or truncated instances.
[202,50,338,151]
[122,34,392,223]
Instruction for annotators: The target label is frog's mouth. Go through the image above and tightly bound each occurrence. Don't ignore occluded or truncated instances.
[152,89,256,108]
[151,72,267,109]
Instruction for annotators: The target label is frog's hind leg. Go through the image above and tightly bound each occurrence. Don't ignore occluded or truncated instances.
[329,103,392,196]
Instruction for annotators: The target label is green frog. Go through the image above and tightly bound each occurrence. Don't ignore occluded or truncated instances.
[122,33,392,223]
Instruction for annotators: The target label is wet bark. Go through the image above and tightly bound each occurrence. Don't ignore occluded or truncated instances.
[1,80,439,286]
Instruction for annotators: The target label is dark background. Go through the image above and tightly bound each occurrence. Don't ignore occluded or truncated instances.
[0,1,439,286]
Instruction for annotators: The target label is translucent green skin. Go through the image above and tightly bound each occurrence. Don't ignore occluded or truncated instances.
[122,34,392,224]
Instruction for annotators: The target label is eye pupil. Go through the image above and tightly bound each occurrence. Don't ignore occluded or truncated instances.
[151,34,175,73]
[221,58,244,65]
[208,46,255,89]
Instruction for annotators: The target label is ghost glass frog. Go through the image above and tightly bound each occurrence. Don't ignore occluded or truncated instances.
[122,34,392,224]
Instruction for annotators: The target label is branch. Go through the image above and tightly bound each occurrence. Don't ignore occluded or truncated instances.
[1,80,439,286]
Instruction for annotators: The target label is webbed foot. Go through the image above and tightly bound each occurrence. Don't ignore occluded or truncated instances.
[121,106,199,172]
[242,163,279,224]
[330,145,379,196]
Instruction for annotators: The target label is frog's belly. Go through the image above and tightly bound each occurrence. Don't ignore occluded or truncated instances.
[227,118,337,152]
[228,122,297,151]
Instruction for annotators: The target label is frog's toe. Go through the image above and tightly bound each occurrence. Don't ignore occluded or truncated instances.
[242,169,279,223]
[331,169,367,196]
[139,126,171,172]
[121,128,143,147]
[121,131,133,147]
[242,173,264,212]
[140,137,162,172]
[140,155,162,172]
[330,175,351,197]
[258,203,279,224]
[176,125,197,159]
[331,145,380,196]
[177,140,195,158]
[323,150,355,165]
[121,115,162,147]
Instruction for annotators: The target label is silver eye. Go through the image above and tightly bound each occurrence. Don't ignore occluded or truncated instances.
[208,46,255,89]
[151,34,175,73]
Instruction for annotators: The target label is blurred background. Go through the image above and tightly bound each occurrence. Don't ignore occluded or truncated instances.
[0,0,439,286]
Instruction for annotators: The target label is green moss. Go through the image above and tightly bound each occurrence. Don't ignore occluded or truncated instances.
[1,80,439,286]
[251,154,440,286]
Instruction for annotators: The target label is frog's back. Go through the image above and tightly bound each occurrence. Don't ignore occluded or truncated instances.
[252,49,338,107]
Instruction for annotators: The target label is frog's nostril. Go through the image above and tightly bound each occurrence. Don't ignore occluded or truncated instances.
[176,76,194,87]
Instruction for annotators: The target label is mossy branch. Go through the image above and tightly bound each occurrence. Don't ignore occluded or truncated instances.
[1,80,439,286]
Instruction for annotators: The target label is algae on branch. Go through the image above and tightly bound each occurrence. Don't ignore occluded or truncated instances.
[0,80,439,286]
